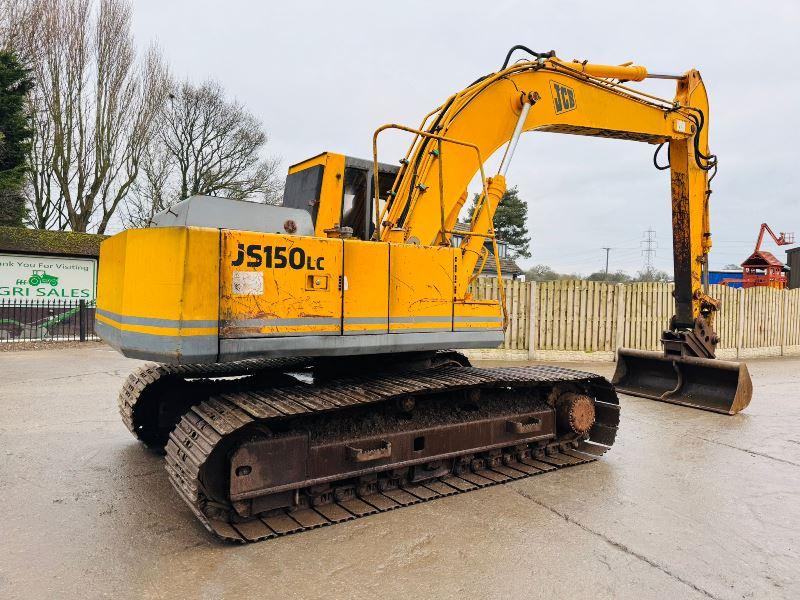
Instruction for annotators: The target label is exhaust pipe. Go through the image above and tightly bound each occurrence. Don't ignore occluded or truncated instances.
[612,348,752,415]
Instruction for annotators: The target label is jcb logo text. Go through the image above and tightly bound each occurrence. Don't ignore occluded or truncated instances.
[550,81,576,114]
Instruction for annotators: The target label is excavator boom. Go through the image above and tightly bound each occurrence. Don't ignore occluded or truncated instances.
[363,52,751,414]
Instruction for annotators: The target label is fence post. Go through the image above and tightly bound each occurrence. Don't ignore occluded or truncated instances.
[736,287,745,359]
[79,299,86,342]
[527,281,537,361]
[781,290,788,356]
[614,284,626,359]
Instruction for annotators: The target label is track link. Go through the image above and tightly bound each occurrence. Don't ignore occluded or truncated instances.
[164,364,619,543]
[118,357,312,448]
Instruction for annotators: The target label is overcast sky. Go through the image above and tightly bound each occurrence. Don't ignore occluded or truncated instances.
[131,0,799,275]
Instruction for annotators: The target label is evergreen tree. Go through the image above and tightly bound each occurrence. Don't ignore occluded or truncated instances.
[468,185,531,259]
[0,51,33,227]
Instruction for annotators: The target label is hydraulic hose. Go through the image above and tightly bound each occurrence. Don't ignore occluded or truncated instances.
[500,45,555,70]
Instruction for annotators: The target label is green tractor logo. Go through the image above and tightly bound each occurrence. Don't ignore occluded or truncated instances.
[28,269,59,287]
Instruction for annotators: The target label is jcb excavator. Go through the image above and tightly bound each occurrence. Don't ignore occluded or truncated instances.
[97,47,752,542]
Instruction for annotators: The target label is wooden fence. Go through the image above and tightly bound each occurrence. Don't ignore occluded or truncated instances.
[469,279,800,360]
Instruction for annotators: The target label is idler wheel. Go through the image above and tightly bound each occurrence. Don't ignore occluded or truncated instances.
[556,393,596,435]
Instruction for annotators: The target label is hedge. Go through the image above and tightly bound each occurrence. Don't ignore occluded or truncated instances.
[0,226,107,258]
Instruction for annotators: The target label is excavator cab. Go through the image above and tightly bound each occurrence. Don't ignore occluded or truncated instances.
[283,152,399,240]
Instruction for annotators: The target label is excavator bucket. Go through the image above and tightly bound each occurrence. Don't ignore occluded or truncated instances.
[612,348,752,415]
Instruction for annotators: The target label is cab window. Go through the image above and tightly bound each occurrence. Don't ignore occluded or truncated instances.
[283,165,324,223]
[341,167,369,239]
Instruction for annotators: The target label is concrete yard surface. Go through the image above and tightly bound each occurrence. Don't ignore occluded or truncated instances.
[1,345,799,600]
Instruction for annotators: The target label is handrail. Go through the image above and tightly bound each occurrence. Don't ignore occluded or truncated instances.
[371,123,507,329]
[371,124,489,243]
[379,105,448,229]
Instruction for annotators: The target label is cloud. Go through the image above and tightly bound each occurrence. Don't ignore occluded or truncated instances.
[131,0,800,273]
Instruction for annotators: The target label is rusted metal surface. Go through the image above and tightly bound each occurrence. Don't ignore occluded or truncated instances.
[230,434,308,498]
[661,315,718,359]
[556,392,596,435]
[346,441,393,463]
[613,348,752,414]
[506,417,544,434]
[670,169,694,328]
[160,362,619,543]
[231,406,555,501]
[117,356,312,448]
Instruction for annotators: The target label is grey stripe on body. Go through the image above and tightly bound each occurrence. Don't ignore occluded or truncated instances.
[95,320,218,363]
[98,308,498,332]
[97,308,218,329]
[221,317,341,328]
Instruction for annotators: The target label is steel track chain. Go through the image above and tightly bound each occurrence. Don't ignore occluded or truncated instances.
[118,356,313,445]
[164,364,620,543]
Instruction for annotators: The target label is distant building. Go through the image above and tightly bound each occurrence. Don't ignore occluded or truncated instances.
[451,222,525,281]
[709,269,743,288]
[741,250,788,289]
[787,247,799,289]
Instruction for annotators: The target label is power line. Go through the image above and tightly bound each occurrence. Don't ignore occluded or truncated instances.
[542,243,641,261]
[641,227,658,271]
[543,248,660,271]
[602,247,612,280]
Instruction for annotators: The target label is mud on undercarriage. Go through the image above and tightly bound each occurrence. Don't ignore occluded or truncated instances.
[118,353,620,543]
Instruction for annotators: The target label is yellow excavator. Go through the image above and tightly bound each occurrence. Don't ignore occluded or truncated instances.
[97,47,752,542]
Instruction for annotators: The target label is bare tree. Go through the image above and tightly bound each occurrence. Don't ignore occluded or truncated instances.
[122,79,282,228]
[0,0,36,52]
[26,92,68,229]
[121,139,172,227]
[164,80,281,202]
[6,1,279,232]
[7,0,169,232]
[163,81,278,201]
[4,1,72,228]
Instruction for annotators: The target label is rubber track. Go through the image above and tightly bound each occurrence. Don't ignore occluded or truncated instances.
[118,357,312,442]
[164,364,620,543]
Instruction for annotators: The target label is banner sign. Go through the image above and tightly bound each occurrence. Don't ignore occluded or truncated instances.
[0,253,97,303]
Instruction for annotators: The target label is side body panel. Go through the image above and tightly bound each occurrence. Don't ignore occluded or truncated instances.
[389,244,454,334]
[219,231,343,338]
[454,299,503,332]
[95,227,220,362]
[343,240,389,335]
